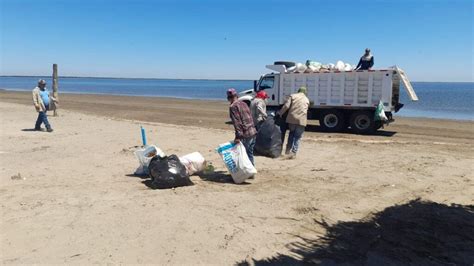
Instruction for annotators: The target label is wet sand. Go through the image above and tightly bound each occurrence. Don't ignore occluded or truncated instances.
[1,90,472,143]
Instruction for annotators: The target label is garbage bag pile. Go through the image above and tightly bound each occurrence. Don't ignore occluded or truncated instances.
[134,145,209,189]
[275,60,354,73]
[255,116,282,158]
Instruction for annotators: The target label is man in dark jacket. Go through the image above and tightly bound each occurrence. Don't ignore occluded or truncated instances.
[227,88,257,166]
[355,48,374,70]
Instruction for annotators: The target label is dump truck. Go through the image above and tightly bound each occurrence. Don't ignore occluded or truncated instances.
[238,63,418,134]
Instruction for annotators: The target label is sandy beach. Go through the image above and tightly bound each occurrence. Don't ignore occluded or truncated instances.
[1,91,473,264]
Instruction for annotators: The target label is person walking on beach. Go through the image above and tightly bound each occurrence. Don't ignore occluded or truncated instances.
[227,88,257,166]
[32,79,56,132]
[250,90,268,131]
[355,48,374,70]
[277,87,309,159]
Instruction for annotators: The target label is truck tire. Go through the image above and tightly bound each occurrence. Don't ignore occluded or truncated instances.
[350,111,376,134]
[274,61,296,68]
[319,110,345,132]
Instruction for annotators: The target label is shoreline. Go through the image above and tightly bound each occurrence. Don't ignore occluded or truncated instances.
[2,75,473,83]
[1,89,472,123]
[0,76,254,82]
[1,90,473,145]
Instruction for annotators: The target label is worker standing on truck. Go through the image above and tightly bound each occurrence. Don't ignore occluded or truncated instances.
[250,90,268,131]
[277,87,310,159]
[355,48,374,70]
[227,88,257,166]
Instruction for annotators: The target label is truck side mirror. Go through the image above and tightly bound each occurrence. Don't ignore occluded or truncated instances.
[253,80,257,91]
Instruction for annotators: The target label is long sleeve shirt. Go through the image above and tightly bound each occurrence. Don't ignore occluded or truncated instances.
[278,93,310,126]
[229,100,257,139]
[356,55,374,70]
[250,98,267,125]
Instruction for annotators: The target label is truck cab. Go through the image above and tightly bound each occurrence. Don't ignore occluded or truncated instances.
[238,74,280,106]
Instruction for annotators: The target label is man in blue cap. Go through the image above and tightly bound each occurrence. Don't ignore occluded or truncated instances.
[32,79,56,132]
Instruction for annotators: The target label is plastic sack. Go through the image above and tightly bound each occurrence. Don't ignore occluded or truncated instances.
[216,142,257,184]
[134,145,165,175]
[179,152,206,176]
[306,60,322,72]
[148,154,192,189]
[344,63,353,71]
[255,117,282,158]
[306,60,322,68]
[375,101,388,121]
[294,63,307,73]
[335,60,345,71]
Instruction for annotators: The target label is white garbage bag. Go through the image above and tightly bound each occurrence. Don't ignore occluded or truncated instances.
[179,152,206,175]
[344,63,353,71]
[306,60,322,71]
[295,63,307,73]
[216,142,257,184]
[335,60,345,71]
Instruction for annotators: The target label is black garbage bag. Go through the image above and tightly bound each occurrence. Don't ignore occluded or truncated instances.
[148,154,193,189]
[255,117,282,158]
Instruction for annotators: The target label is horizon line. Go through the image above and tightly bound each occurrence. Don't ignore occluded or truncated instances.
[1,75,473,83]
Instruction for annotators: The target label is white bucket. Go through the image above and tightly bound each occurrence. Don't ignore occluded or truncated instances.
[134,145,165,170]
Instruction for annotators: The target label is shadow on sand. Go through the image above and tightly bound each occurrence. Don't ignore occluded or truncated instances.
[305,124,397,137]
[127,171,246,187]
[125,173,148,180]
[198,171,251,185]
[239,199,474,265]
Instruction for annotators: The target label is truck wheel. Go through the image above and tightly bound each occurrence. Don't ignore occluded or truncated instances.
[350,111,376,134]
[319,110,345,132]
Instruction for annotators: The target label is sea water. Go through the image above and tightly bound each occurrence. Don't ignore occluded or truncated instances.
[1,76,472,121]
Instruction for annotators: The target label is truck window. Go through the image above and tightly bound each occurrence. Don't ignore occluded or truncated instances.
[259,76,274,91]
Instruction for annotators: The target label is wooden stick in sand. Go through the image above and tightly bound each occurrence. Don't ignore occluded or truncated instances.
[52,64,59,116]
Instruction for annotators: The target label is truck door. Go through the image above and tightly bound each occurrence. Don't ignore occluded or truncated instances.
[257,75,279,106]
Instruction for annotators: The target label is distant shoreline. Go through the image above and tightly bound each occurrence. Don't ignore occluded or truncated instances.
[0,75,253,82]
[1,75,473,83]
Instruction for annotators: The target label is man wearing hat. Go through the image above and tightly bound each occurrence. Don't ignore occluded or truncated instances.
[250,90,268,131]
[227,88,257,166]
[32,79,56,132]
[277,87,310,158]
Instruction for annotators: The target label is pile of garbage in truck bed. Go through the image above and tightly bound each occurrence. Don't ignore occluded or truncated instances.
[273,60,354,73]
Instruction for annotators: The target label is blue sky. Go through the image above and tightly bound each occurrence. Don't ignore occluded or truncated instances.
[1,0,472,81]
